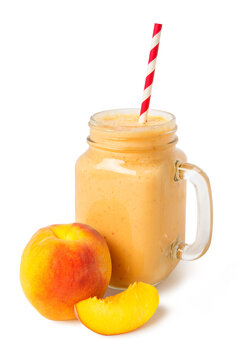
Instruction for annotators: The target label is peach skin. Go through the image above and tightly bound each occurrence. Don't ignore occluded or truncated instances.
[74,282,159,335]
[20,223,112,320]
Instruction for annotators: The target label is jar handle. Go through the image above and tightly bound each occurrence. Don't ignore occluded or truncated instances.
[173,161,213,261]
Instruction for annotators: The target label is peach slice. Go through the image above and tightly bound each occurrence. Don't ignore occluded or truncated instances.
[74,282,159,335]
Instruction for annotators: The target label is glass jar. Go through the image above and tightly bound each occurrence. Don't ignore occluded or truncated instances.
[75,109,213,289]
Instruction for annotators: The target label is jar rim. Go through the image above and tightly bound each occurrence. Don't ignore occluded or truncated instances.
[89,108,176,133]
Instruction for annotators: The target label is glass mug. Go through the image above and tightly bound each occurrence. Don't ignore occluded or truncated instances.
[75,109,213,289]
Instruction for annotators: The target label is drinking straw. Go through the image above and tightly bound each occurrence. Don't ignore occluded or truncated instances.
[139,23,162,124]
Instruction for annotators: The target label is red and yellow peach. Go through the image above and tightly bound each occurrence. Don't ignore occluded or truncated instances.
[20,223,112,320]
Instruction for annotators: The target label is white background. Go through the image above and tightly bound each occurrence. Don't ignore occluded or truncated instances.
[0,0,239,359]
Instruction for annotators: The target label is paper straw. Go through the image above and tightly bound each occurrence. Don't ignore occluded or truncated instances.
[139,23,162,124]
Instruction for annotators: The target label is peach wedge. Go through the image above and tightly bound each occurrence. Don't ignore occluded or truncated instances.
[74,282,159,335]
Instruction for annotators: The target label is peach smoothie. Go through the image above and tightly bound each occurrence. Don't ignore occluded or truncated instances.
[75,109,187,289]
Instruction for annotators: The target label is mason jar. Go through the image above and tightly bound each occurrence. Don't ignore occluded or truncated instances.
[75,109,213,289]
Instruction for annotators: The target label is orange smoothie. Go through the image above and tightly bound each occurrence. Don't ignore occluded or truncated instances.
[75,109,187,289]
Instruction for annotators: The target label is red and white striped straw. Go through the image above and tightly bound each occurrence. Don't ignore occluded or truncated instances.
[139,23,162,124]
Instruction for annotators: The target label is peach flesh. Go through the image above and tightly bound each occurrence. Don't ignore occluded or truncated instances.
[74,282,159,335]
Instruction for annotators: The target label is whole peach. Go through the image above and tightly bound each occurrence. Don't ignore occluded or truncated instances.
[20,223,112,320]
